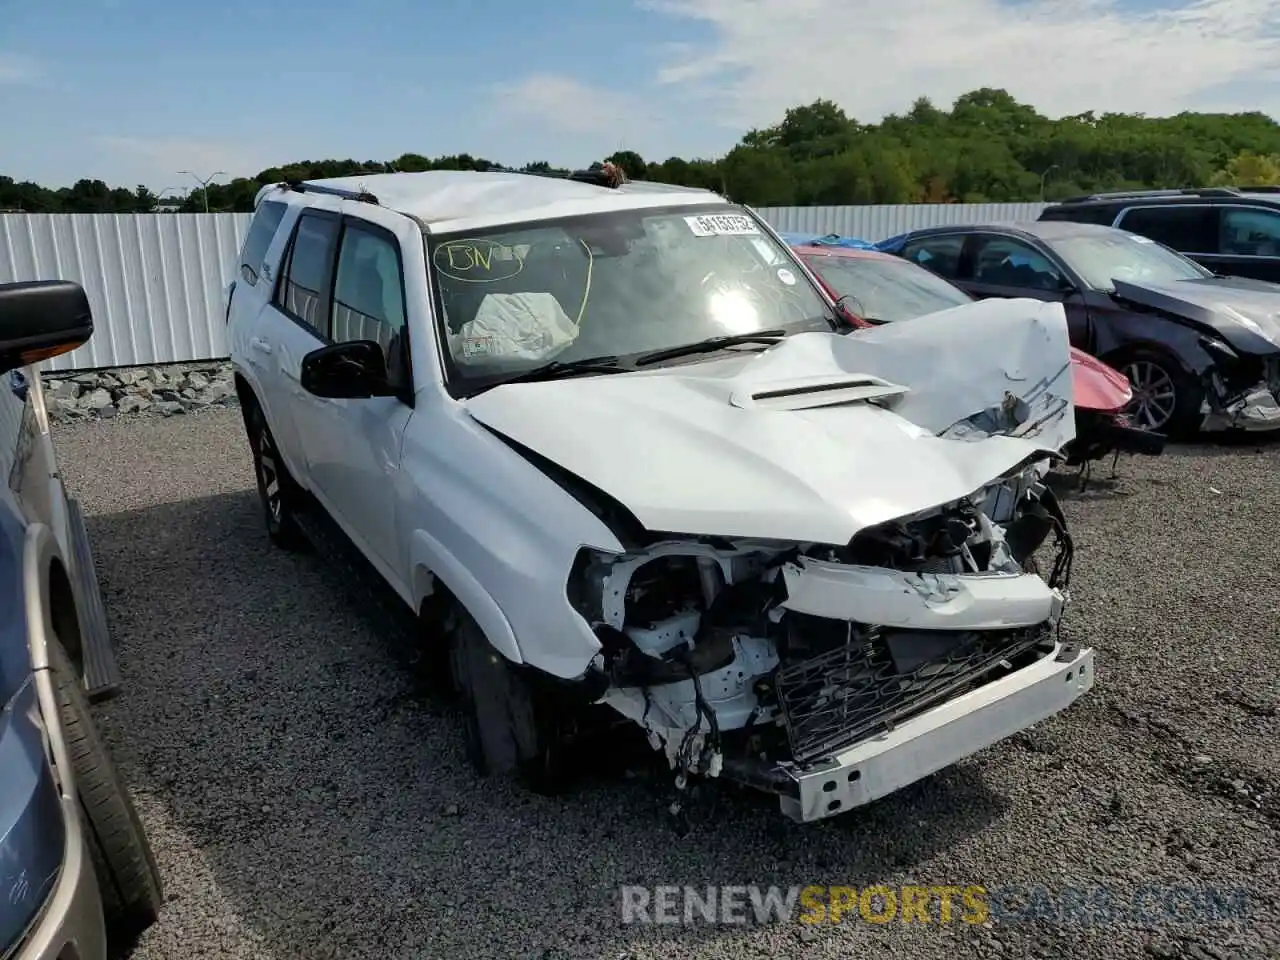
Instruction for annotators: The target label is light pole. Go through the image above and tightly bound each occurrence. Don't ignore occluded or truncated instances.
[1039,164,1060,201]
[179,170,226,212]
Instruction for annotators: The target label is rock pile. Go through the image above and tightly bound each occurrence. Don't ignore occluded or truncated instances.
[42,361,238,422]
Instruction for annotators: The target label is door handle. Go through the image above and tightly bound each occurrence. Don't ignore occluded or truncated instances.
[250,337,273,355]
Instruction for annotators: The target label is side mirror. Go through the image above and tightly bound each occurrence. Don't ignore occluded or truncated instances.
[0,281,94,376]
[300,340,395,400]
[835,294,866,323]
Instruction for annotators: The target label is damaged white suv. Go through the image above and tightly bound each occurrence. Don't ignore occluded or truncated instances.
[225,169,1095,822]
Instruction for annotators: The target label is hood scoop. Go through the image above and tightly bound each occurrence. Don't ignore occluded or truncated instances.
[730,373,909,411]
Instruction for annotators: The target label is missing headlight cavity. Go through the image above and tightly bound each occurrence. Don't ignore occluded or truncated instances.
[565,459,1076,819]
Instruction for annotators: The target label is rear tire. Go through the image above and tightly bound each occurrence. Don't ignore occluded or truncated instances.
[245,399,307,551]
[1115,348,1203,439]
[47,636,163,941]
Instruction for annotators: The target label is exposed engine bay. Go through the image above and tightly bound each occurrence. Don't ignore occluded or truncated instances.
[568,460,1075,813]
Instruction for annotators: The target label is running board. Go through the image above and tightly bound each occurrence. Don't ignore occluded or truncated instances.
[67,497,122,702]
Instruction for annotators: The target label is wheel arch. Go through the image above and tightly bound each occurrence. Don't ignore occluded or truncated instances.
[233,371,258,429]
[1098,338,1199,376]
[45,554,82,668]
[21,521,81,789]
[408,528,523,666]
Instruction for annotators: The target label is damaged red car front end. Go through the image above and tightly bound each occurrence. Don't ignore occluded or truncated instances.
[1064,348,1167,466]
[790,242,1167,466]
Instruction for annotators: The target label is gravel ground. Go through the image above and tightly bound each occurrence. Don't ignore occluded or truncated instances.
[54,408,1280,960]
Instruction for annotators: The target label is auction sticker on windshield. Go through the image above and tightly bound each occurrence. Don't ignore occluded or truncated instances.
[685,213,759,237]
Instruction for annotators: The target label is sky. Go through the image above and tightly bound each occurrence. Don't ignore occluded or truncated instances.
[3,0,1280,193]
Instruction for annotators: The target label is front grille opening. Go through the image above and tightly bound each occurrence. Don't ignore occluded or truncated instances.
[774,618,1054,768]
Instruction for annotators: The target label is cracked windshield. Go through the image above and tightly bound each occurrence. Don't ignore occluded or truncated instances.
[429,206,831,384]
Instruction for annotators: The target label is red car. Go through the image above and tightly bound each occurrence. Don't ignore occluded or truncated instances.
[791,242,1167,466]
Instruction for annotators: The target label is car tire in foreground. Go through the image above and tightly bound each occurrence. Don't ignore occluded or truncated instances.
[47,635,164,941]
[1117,348,1204,438]
[447,608,573,796]
[245,399,308,551]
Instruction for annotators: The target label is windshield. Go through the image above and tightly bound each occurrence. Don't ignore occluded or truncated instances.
[801,252,972,321]
[1050,231,1213,291]
[427,204,832,392]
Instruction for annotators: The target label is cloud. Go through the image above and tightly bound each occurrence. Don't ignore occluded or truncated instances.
[492,73,662,141]
[95,136,276,183]
[642,0,1280,131]
[0,53,39,84]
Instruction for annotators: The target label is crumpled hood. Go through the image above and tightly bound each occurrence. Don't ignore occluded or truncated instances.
[465,298,1075,545]
[1112,277,1280,356]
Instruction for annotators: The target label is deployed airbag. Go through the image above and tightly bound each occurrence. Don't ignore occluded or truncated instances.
[450,292,578,365]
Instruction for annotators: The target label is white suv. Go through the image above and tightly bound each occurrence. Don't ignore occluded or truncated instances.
[225,169,1095,822]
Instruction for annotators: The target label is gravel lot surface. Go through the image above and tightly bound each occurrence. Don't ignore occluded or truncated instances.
[54,408,1280,960]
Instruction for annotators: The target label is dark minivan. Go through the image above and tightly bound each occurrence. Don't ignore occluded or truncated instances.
[1038,187,1280,284]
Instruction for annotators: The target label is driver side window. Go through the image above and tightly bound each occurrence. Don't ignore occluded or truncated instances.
[971,237,1065,292]
[330,222,410,390]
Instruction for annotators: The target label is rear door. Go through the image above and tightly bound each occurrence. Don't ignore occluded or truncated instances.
[255,208,342,483]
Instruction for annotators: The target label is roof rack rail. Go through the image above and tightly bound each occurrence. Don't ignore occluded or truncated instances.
[1235,184,1280,194]
[284,180,381,205]
[1059,187,1243,203]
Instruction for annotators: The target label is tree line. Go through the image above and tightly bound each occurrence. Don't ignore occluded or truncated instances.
[4,87,1280,215]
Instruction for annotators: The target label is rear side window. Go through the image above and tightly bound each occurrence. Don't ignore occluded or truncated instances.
[1220,207,1280,257]
[239,200,288,285]
[900,235,965,279]
[273,213,340,336]
[1115,206,1216,254]
[970,236,1066,291]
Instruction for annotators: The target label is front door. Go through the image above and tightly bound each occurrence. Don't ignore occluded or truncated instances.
[293,216,413,579]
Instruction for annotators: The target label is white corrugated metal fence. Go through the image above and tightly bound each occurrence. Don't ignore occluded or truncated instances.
[1,213,251,372]
[2,203,1049,372]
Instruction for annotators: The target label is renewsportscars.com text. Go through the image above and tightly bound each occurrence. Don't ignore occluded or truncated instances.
[619,884,1252,927]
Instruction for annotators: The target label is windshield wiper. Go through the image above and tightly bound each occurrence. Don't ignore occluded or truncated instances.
[634,331,788,367]
[475,354,626,392]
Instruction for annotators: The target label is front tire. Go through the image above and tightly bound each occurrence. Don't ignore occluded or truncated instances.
[447,609,573,795]
[1117,349,1204,439]
[47,636,164,940]
[245,400,307,551]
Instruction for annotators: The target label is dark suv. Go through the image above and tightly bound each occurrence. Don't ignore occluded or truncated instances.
[1038,187,1280,283]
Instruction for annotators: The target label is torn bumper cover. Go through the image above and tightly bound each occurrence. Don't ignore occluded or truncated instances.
[726,556,1089,822]
[1201,383,1280,432]
[1066,411,1167,465]
[767,638,1093,823]
[590,475,1090,822]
